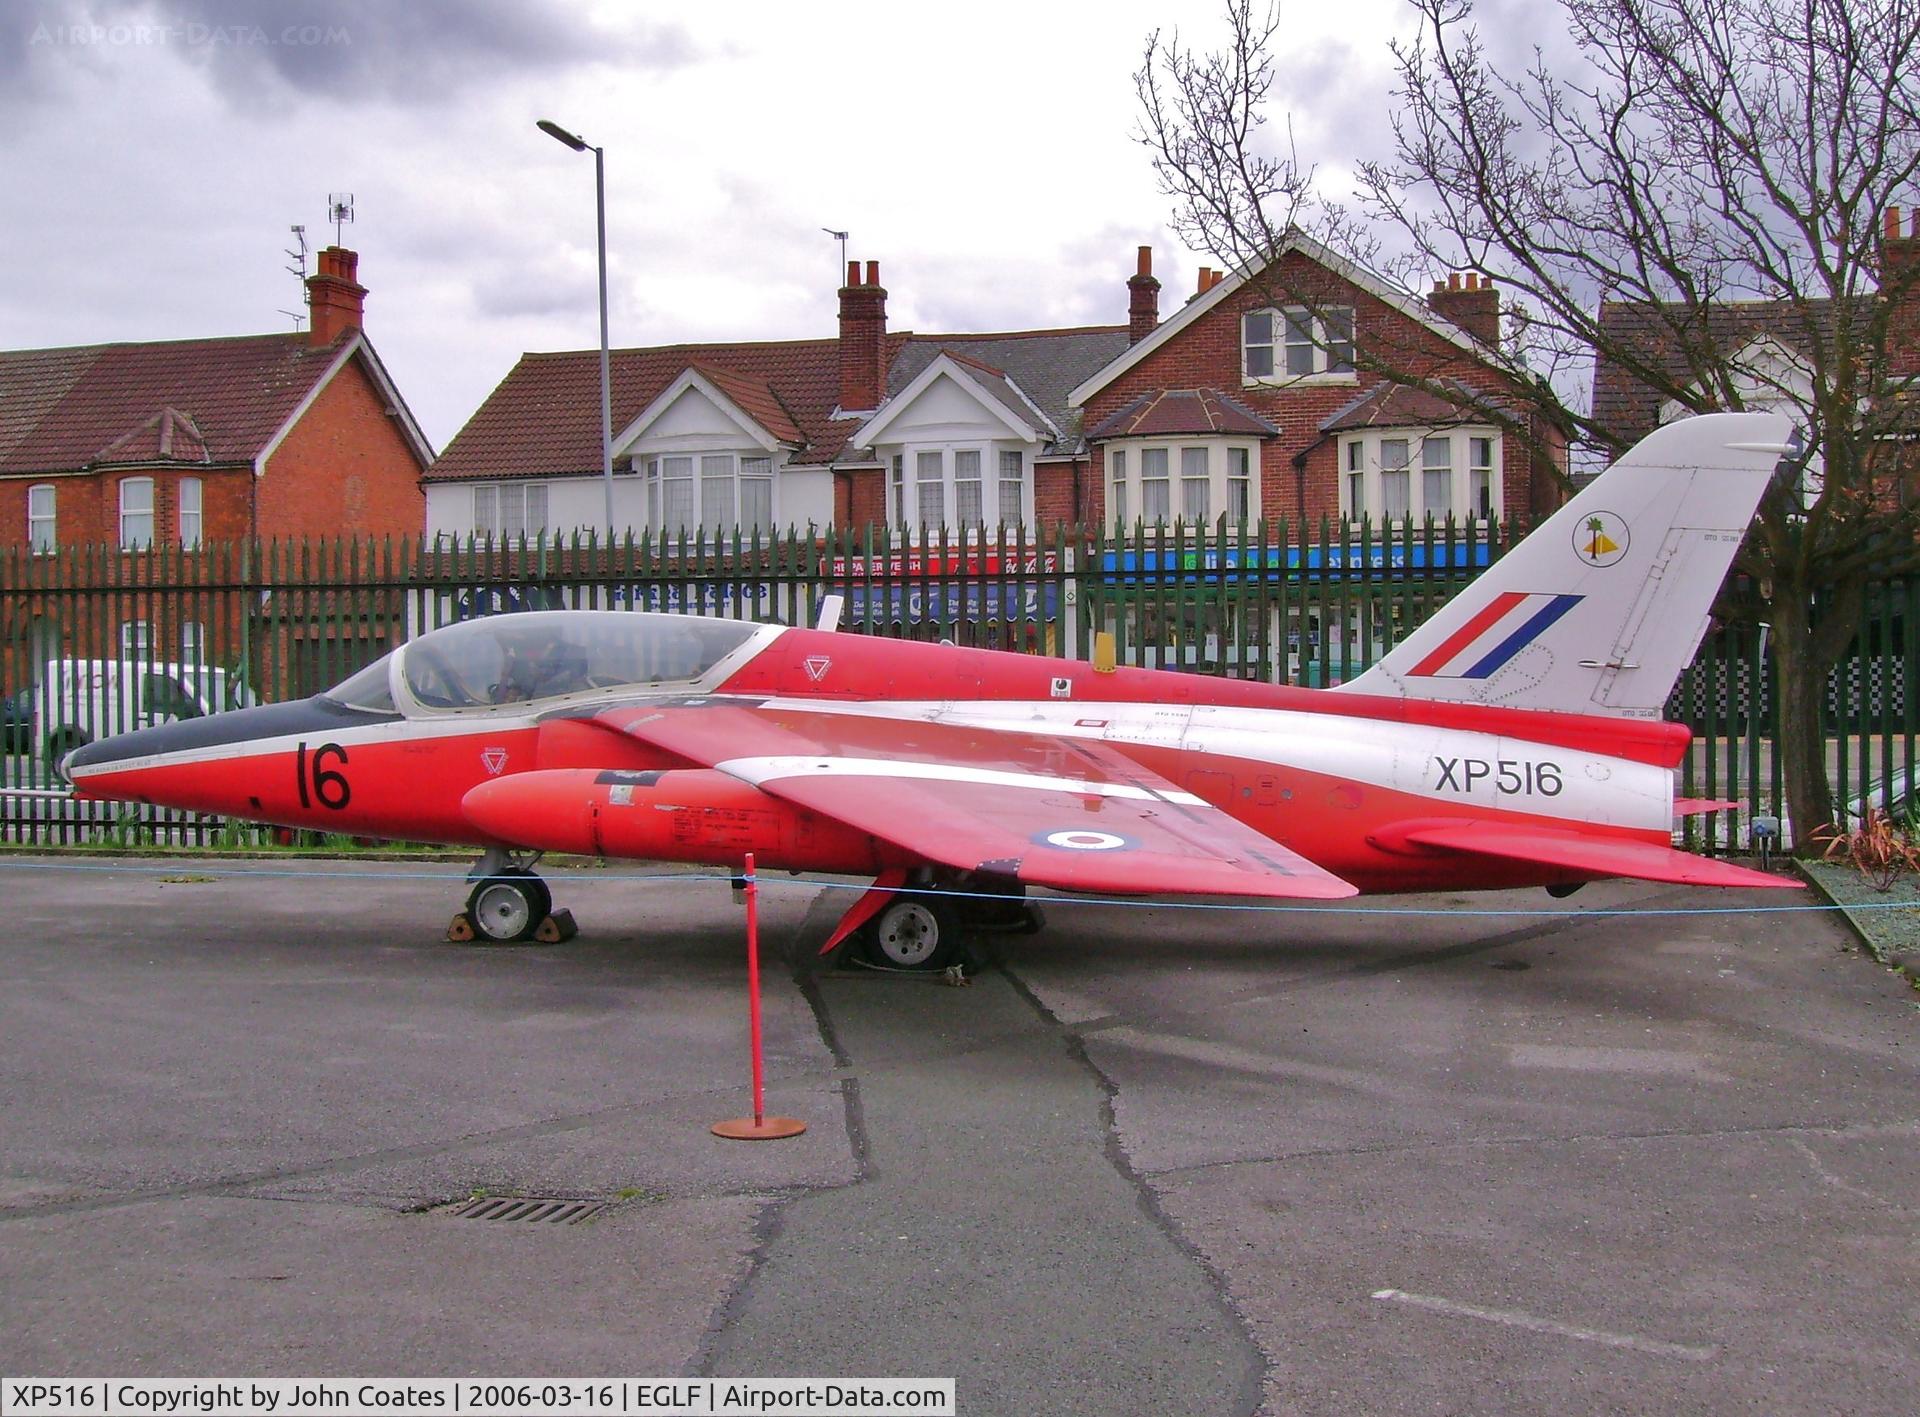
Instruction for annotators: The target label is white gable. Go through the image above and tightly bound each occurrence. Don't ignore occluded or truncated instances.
[613,370,783,456]
[852,353,1050,450]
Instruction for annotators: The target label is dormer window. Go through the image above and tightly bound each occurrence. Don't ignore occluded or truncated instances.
[1243,307,1355,382]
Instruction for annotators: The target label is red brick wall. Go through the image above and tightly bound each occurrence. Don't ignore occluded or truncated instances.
[1081,251,1556,529]
[255,352,426,539]
[0,466,251,551]
[1033,461,1084,529]
[846,468,886,527]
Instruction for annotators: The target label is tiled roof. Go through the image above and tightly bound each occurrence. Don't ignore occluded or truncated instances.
[0,333,354,476]
[1592,297,1856,444]
[686,362,806,445]
[909,346,1060,440]
[888,327,1130,455]
[1087,387,1280,440]
[1318,380,1501,433]
[430,335,910,481]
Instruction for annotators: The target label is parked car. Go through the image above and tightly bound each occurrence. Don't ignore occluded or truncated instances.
[36,660,253,778]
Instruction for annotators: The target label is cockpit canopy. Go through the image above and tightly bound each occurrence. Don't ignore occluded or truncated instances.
[326,610,763,714]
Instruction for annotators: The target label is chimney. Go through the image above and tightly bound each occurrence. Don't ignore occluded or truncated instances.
[306,245,367,346]
[1427,270,1500,347]
[1127,246,1161,345]
[838,258,888,413]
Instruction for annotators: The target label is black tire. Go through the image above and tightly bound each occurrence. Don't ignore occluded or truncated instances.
[465,871,552,943]
[861,892,962,971]
[45,729,88,784]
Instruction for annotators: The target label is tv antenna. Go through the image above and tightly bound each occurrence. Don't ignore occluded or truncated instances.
[822,227,849,281]
[328,192,355,245]
[280,224,309,331]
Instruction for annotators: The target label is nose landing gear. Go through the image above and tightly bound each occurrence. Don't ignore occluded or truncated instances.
[451,849,576,944]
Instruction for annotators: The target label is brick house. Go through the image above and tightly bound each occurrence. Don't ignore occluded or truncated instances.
[1073,236,1565,533]
[0,246,432,693]
[429,239,1561,547]
[426,261,1128,543]
[0,246,431,557]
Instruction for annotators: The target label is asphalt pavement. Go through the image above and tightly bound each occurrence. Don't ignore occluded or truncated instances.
[0,857,1914,1414]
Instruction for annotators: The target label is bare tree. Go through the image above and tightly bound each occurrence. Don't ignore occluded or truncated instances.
[1140,0,1920,845]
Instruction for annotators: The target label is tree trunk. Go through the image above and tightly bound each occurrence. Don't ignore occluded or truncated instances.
[1771,592,1835,854]
[1769,569,1869,856]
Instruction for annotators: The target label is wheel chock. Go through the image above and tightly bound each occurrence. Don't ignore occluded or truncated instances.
[534,909,578,944]
[446,913,477,943]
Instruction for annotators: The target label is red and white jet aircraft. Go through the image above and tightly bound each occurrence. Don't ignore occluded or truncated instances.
[70,412,1798,964]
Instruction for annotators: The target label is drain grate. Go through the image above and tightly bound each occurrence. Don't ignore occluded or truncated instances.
[451,1196,605,1225]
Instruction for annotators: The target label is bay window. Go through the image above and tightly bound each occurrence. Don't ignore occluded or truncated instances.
[885,445,1030,533]
[1106,439,1263,529]
[1339,428,1501,522]
[645,452,775,536]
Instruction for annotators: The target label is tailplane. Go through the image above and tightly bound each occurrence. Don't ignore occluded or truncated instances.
[1337,412,1796,718]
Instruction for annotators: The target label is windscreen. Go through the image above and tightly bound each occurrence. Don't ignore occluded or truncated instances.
[398,610,758,710]
[326,653,399,713]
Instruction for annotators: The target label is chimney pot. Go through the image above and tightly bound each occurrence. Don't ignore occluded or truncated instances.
[1448,272,1462,291]
[865,259,880,286]
[1136,245,1153,277]
[1887,207,1903,239]
[846,260,860,287]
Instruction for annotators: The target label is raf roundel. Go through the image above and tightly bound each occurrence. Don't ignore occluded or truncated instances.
[1036,828,1132,852]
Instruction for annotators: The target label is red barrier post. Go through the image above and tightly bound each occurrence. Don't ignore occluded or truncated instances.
[711,853,806,1141]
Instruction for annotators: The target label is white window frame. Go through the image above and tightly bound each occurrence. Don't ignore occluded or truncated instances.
[1338,428,1502,523]
[120,620,150,659]
[1104,439,1263,530]
[178,476,203,549]
[1243,305,1356,386]
[887,443,1028,537]
[644,451,776,537]
[181,621,207,664]
[471,481,551,543]
[119,477,154,549]
[27,483,55,554]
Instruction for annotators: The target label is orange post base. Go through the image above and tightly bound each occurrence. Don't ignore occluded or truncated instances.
[710,1117,808,1141]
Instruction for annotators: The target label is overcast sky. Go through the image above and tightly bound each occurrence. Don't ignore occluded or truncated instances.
[2,0,1423,449]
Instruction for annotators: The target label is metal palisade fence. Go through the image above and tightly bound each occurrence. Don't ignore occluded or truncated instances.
[1,519,1911,850]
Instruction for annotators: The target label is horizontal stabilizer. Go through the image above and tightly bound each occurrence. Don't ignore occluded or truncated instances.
[1396,820,1796,889]
[1674,797,1741,817]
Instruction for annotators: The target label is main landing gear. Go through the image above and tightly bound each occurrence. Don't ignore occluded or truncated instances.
[824,870,1044,974]
[452,849,577,944]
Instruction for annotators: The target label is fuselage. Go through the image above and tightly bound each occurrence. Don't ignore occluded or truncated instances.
[67,618,1686,896]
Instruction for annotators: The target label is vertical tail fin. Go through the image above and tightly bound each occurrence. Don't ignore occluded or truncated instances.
[1336,412,1797,718]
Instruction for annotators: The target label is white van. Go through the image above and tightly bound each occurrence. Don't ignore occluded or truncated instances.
[35,659,254,775]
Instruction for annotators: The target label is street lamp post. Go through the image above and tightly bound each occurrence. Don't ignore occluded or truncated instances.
[537,118,616,542]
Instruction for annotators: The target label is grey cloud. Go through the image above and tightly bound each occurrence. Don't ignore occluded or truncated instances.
[13,0,700,109]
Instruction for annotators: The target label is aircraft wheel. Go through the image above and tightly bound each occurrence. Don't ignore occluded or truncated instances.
[45,729,88,784]
[862,893,962,971]
[466,871,552,943]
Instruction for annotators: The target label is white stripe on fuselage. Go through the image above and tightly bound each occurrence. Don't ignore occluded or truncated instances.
[742,696,1673,832]
[714,754,1207,805]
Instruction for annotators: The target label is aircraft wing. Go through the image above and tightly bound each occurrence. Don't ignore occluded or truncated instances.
[1393,820,1796,889]
[594,702,1356,900]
